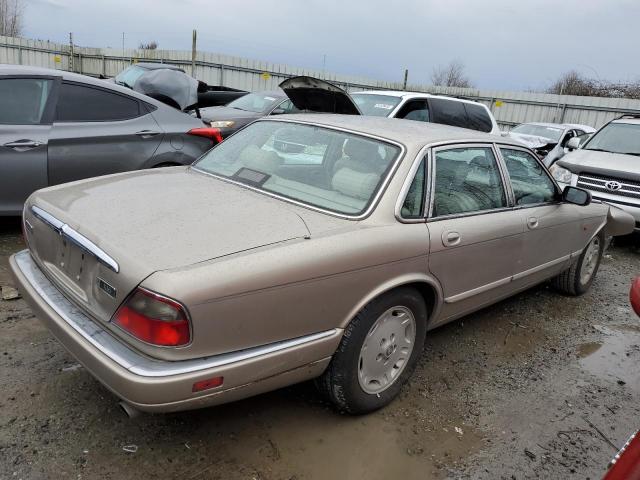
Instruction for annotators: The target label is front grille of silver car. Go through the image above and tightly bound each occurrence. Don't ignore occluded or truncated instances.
[577,174,640,200]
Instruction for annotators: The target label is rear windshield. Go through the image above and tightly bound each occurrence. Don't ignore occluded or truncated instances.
[227,93,282,113]
[351,94,402,117]
[194,121,401,216]
[583,122,640,156]
[511,124,563,142]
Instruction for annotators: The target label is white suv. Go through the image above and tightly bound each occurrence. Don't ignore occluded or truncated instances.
[550,115,640,232]
[350,90,500,134]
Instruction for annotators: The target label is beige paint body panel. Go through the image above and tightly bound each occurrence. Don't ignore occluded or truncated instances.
[10,115,631,412]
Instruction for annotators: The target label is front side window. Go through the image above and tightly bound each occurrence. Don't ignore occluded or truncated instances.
[432,147,506,217]
[194,121,401,216]
[396,100,430,123]
[583,122,640,156]
[114,65,147,88]
[0,78,53,125]
[500,148,557,205]
[401,158,426,218]
[351,94,401,117]
[56,83,141,122]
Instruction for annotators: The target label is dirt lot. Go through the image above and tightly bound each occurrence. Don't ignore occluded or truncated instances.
[1,217,638,480]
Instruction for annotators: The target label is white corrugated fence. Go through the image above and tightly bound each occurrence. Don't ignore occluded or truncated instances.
[2,34,640,129]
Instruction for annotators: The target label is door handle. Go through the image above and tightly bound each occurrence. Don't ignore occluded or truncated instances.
[3,139,43,151]
[527,217,539,229]
[443,231,461,247]
[135,130,161,139]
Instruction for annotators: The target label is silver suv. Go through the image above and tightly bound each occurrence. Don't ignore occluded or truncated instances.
[550,115,640,232]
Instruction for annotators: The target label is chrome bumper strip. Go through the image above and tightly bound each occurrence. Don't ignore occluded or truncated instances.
[14,249,339,378]
[31,205,120,273]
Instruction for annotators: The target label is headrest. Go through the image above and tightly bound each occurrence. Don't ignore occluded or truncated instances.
[332,167,380,201]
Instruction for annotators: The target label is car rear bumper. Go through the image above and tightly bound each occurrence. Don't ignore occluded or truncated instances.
[9,249,341,412]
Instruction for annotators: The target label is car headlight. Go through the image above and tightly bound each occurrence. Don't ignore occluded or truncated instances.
[549,165,573,184]
[209,120,235,128]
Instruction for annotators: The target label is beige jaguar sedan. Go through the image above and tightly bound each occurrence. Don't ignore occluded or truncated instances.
[10,114,634,415]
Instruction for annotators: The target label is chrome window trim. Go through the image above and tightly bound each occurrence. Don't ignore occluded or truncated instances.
[14,249,340,378]
[30,206,120,273]
[192,118,407,221]
[426,142,510,220]
[394,145,430,223]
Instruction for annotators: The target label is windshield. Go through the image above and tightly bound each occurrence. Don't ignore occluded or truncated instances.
[584,122,640,156]
[194,121,401,215]
[511,124,563,142]
[227,93,282,113]
[114,65,147,88]
[351,94,402,117]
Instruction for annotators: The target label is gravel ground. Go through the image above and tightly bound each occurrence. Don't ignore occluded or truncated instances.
[1,217,638,480]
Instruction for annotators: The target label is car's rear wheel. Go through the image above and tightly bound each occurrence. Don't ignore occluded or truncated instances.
[317,287,427,414]
[552,230,604,296]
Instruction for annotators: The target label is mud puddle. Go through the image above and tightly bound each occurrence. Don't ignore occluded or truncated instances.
[579,324,640,394]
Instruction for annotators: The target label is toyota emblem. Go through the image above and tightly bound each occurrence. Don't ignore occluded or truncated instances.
[605,181,622,191]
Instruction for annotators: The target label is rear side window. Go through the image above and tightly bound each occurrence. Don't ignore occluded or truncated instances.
[56,83,141,122]
[0,78,53,125]
[429,98,468,129]
[432,146,506,216]
[463,103,492,132]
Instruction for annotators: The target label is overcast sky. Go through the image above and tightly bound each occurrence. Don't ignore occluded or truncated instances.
[23,0,640,91]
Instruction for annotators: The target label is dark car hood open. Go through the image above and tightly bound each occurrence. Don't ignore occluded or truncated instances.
[279,76,361,115]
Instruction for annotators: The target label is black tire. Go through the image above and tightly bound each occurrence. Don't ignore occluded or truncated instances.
[317,287,427,414]
[551,230,605,296]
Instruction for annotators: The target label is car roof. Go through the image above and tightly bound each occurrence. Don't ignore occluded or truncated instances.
[264,114,522,148]
[0,64,171,106]
[612,117,640,125]
[352,90,488,107]
[518,122,595,132]
[136,62,185,72]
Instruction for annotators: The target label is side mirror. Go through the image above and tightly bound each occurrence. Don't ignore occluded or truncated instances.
[271,108,286,115]
[566,137,581,151]
[562,186,591,206]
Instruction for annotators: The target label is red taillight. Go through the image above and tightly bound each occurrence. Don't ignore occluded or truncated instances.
[188,127,223,144]
[112,288,190,347]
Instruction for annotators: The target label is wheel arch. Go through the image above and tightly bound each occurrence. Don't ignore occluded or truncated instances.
[339,274,444,331]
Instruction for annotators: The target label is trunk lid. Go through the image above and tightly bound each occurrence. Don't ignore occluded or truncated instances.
[279,76,362,115]
[25,167,310,322]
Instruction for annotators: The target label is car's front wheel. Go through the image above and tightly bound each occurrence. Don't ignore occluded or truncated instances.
[552,230,605,295]
[317,287,427,414]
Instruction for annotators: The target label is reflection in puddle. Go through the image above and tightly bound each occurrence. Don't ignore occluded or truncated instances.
[577,341,603,358]
[579,324,640,393]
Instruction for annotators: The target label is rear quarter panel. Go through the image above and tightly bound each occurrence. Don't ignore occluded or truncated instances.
[140,223,436,361]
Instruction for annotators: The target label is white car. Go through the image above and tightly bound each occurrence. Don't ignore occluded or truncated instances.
[349,90,500,134]
[505,122,596,167]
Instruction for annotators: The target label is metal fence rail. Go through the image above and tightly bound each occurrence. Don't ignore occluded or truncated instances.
[2,34,640,129]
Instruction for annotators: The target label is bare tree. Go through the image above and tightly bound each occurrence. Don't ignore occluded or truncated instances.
[139,40,159,50]
[431,60,474,88]
[547,70,640,99]
[0,0,23,37]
